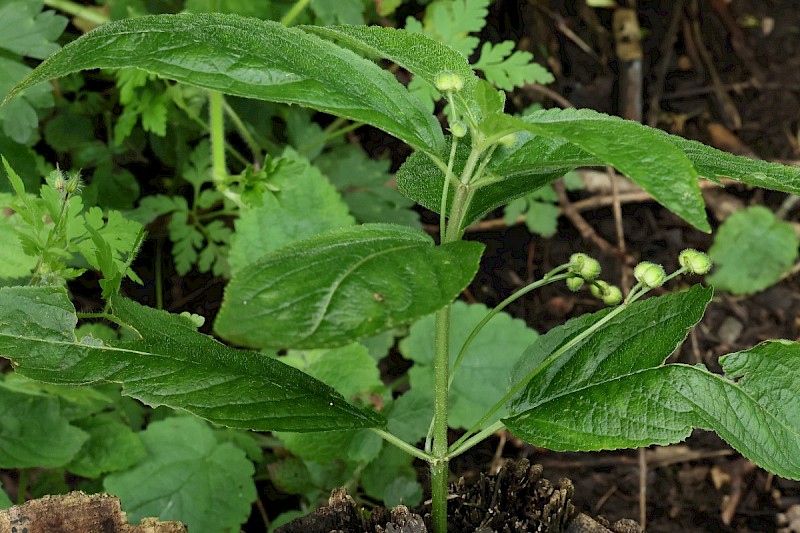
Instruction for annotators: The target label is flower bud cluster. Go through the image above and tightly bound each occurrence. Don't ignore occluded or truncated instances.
[565,253,621,305]
[679,249,712,275]
[633,261,666,289]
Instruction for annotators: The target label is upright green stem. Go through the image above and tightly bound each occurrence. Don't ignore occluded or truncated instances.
[44,0,109,25]
[208,91,228,191]
[430,305,451,533]
[280,0,312,26]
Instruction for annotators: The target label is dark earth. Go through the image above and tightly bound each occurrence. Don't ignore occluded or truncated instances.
[109,1,800,531]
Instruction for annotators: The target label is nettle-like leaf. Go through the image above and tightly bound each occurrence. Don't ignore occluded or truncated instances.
[228,149,354,274]
[315,144,420,228]
[0,0,67,144]
[504,285,800,480]
[104,416,256,533]
[707,206,799,295]
[0,286,384,432]
[391,301,538,442]
[215,224,484,349]
[0,379,88,468]
[5,13,444,154]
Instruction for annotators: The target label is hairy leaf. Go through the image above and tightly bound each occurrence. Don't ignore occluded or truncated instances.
[104,416,256,532]
[215,224,484,349]
[707,206,799,295]
[5,14,443,154]
[0,286,384,432]
[506,340,800,480]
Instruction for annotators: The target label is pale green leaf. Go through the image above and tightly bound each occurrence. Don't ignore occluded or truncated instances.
[0,286,385,432]
[0,379,88,468]
[67,413,146,479]
[311,0,365,25]
[228,150,354,274]
[6,14,443,154]
[0,0,67,59]
[473,41,554,91]
[0,216,36,280]
[104,417,256,533]
[707,206,799,295]
[0,57,53,144]
[418,0,490,57]
[215,224,484,349]
[398,301,538,433]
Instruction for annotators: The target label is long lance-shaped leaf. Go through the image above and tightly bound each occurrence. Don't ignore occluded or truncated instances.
[503,286,800,480]
[492,109,710,232]
[3,14,443,154]
[305,25,483,123]
[214,223,484,349]
[0,286,385,432]
[504,343,800,480]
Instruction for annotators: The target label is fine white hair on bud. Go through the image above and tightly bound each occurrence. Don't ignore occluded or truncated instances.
[679,249,713,275]
[633,261,666,288]
[434,71,464,93]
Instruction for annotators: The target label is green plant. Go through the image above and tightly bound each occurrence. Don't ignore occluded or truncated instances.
[3,13,800,533]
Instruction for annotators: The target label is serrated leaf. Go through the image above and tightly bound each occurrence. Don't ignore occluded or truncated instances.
[228,150,354,274]
[6,14,444,154]
[361,445,422,507]
[215,224,484,349]
[104,417,256,532]
[0,286,385,432]
[508,286,713,416]
[67,413,146,478]
[311,0,365,25]
[0,56,54,144]
[0,379,88,468]
[0,0,67,59]
[397,301,538,434]
[707,206,799,295]
[419,0,490,57]
[507,340,800,480]
[654,130,800,195]
[473,41,554,91]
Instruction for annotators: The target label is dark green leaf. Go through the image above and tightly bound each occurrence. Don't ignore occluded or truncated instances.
[506,340,800,480]
[0,286,384,432]
[396,135,577,227]
[5,14,443,154]
[509,109,709,232]
[215,224,484,349]
[508,285,713,416]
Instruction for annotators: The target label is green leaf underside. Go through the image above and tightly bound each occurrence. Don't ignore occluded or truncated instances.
[104,417,256,532]
[707,206,800,295]
[0,286,384,432]
[397,134,584,228]
[509,110,709,232]
[4,14,443,154]
[215,224,484,349]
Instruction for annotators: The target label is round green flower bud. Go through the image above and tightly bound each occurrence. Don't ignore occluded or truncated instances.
[498,133,517,148]
[434,71,464,93]
[566,276,584,292]
[65,175,82,195]
[678,248,712,275]
[633,261,666,288]
[602,285,623,305]
[589,279,610,299]
[568,252,601,280]
[450,121,467,138]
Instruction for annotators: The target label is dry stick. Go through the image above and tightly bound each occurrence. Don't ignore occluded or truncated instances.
[647,0,687,127]
[527,82,574,109]
[553,170,628,261]
[688,1,742,130]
